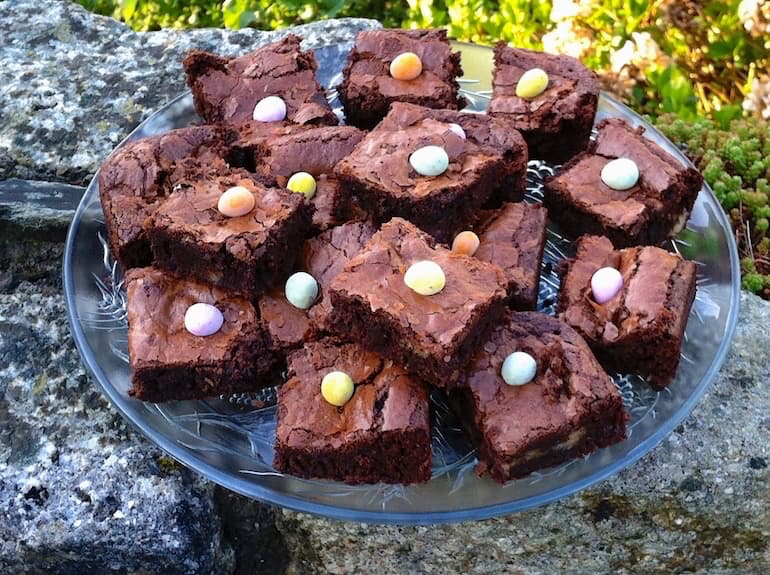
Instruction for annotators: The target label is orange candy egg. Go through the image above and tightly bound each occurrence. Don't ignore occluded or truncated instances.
[217,186,255,218]
[390,52,423,81]
[452,231,480,256]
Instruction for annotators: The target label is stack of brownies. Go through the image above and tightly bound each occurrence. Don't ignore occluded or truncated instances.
[98,29,703,485]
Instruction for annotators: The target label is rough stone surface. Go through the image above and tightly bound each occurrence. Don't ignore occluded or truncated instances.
[0,282,234,575]
[0,0,379,186]
[0,179,83,241]
[272,291,767,574]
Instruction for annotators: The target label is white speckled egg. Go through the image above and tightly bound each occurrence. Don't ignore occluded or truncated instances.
[501,351,537,386]
[409,146,449,177]
[600,158,640,190]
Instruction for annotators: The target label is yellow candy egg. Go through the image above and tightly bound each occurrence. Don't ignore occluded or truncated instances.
[451,231,480,256]
[287,172,317,200]
[217,186,255,217]
[404,260,446,296]
[390,52,423,81]
[515,68,549,99]
[321,371,355,406]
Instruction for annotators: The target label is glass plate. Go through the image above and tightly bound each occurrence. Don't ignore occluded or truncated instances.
[63,41,740,524]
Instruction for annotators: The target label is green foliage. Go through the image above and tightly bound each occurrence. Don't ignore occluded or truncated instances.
[655,114,770,297]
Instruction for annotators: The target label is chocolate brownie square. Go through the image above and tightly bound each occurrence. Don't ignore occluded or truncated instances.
[250,126,366,230]
[329,218,508,388]
[126,267,280,402]
[274,338,432,484]
[184,34,337,126]
[544,118,704,247]
[373,102,529,205]
[473,202,548,310]
[334,103,510,243]
[488,43,599,163]
[558,235,697,389]
[98,125,225,268]
[338,28,465,130]
[145,168,310,296]
[455,311,627,483]
[258,220,376,351]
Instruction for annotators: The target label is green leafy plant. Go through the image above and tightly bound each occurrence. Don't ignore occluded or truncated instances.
[655,114,770,297]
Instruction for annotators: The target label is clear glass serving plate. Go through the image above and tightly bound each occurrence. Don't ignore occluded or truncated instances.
[63,41,740,524]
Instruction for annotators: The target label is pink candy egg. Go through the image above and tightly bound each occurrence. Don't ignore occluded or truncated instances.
[591,267,624,304]
[184,303,224,337]
[252,96,287,122]
[447,123,466,140]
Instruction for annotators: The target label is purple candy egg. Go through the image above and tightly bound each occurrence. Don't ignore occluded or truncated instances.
[591,267,624,304]
[252,96,287,122]
[184,303,224,337]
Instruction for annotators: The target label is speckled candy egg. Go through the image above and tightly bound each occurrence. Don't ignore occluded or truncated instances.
[600,158,639,191]
[404,260,446,296]
[286,172,317,200]
[515,68,549,99]
[501,351,537,386]
[184,303,224,337]
[252,95,287,122]
[285,272,319,310]
[321,371,355,406]
[451,231,480,256]
[591,267,624,304]
[409,145,449,177]
[390,52,423,81]
[447,123,466,140]
[217,186,255,217]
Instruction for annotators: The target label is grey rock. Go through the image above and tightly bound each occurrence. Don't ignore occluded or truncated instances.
[277,291,770,575]
[0,178,84,241]
[0,282,234,575]
[0,0,380,186]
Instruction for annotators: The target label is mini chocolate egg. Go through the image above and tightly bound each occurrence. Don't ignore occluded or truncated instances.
[184,303,224,337]
[409,145,449,177]
[447,123,466,140]
[591,267,624,304]
[252,95,287,122]
[404,260,446,296]
[451,230,480,256]
[321,371,355,406]
[515,68,549,99]
[285,272,319,310]
[217,186,255,217]
[286,172,317,200]
[501,351,537,386]
[390,52,423,81]
[600,158,639,190]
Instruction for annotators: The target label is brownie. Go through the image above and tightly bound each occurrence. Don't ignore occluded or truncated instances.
[454,311,627,483]
[338,28,465,130]
[329,218,508,388]
[558,235,697,389]
[258,221,376,351]
[371,102,528,205]
[125,267,280,402]
[488,43,599,163]
[183,34,337,126]
[544,118,704,247]
[145,168,310,296]
[274,338,432,484]
[250,126,366,230]
[473,202,548,310]
[334,103,510,243]
[98,125,225,268]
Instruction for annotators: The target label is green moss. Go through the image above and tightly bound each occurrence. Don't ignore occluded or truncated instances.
[582,492,769,571]
[156,455,182,474]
